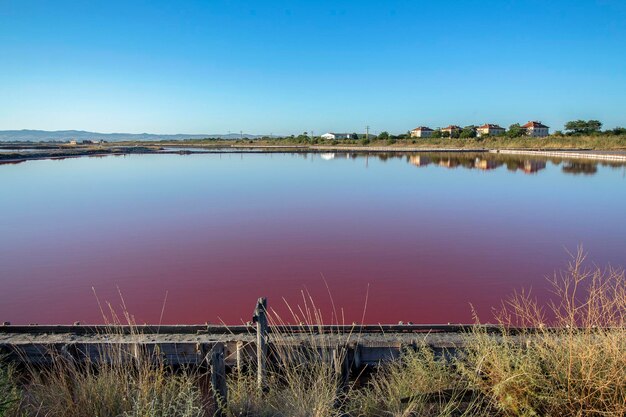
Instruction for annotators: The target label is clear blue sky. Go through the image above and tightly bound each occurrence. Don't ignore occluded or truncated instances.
[1,0,625,135]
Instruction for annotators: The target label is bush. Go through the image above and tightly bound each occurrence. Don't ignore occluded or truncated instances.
[0,360,20,417]
[348,345,480,416]
[459,249,626,417]
[19,348,205,417]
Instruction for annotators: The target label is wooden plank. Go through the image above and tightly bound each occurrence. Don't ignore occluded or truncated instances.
[0,323,523,335]
[235,340,244,373]
[358,342,403,365]
[210,343,227,417]
[351,343,361,369]
[253,297,268,391]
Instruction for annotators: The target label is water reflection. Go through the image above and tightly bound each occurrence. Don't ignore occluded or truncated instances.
[1,151,625,325]
[562,162,598,175]
[320,152,625,176]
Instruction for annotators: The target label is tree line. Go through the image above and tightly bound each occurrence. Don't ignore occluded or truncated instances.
[200,119,625,143]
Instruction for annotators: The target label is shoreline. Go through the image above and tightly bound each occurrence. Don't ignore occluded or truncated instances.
[3,144,626,164]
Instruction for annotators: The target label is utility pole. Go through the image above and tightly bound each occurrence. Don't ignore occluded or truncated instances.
[240,130,243,140]
[365,125,370,141]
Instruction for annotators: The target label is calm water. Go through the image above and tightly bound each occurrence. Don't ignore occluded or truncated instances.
[1,152,625,325]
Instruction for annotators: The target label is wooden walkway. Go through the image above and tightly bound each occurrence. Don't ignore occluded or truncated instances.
[0,296,528,369]
[0,322,488,367]
[0,298,535,415]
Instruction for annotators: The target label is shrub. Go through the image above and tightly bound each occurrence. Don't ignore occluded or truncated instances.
[460,249,626,417]
[19,347,205,417]
[0,360,20,417]
[348,345,483,417]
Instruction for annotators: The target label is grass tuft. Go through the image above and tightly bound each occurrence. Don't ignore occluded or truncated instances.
[460,248,626,416]
[0,359,21,417]
[2,251,625,416]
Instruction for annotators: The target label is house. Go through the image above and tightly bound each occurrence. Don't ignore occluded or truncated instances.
[522,121,550,137]
[410,126,434,138]
[441,125,461,136]
[321,133,357,140]
[68,139,77,145]
[476,123,505,137]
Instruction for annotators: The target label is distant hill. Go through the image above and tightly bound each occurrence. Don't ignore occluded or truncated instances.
[0,130,263,142]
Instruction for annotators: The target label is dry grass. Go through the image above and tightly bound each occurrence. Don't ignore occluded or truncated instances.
[226,294,352,417]
[0,359,20,417]
[5,292,208,417]
[460,248,626,416]
[347,345,485,417]
[2,252,625,416]
[241,134,626,150]
[6,341,207,417]
[18,355,204,417]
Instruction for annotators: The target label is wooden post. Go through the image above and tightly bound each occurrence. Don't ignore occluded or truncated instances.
[252,297,268,391]
[210,343,227,417]
[235,340,244,374]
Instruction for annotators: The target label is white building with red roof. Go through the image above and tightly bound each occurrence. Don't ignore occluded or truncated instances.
[476,123,505,137]
[441,125,461,136]
[522,121,550,137]
[410,126,434,138]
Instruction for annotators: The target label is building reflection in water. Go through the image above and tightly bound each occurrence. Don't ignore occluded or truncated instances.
[408,155,431,167]
[438,158,460,168]
[474,158,502,170]
[562,162,598,175]
[315,151,624,176]
[523,160,547,174]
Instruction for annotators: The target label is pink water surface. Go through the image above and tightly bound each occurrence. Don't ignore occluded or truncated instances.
[1,152,625,324]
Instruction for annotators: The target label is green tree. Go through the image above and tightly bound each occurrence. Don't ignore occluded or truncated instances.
[378,131,390,141]
[609,127,626,135]
[460,126,476,139]
[450,129,461,139]
[431,130,443,139]
[564,120,602,135]
[507,123,525,138]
